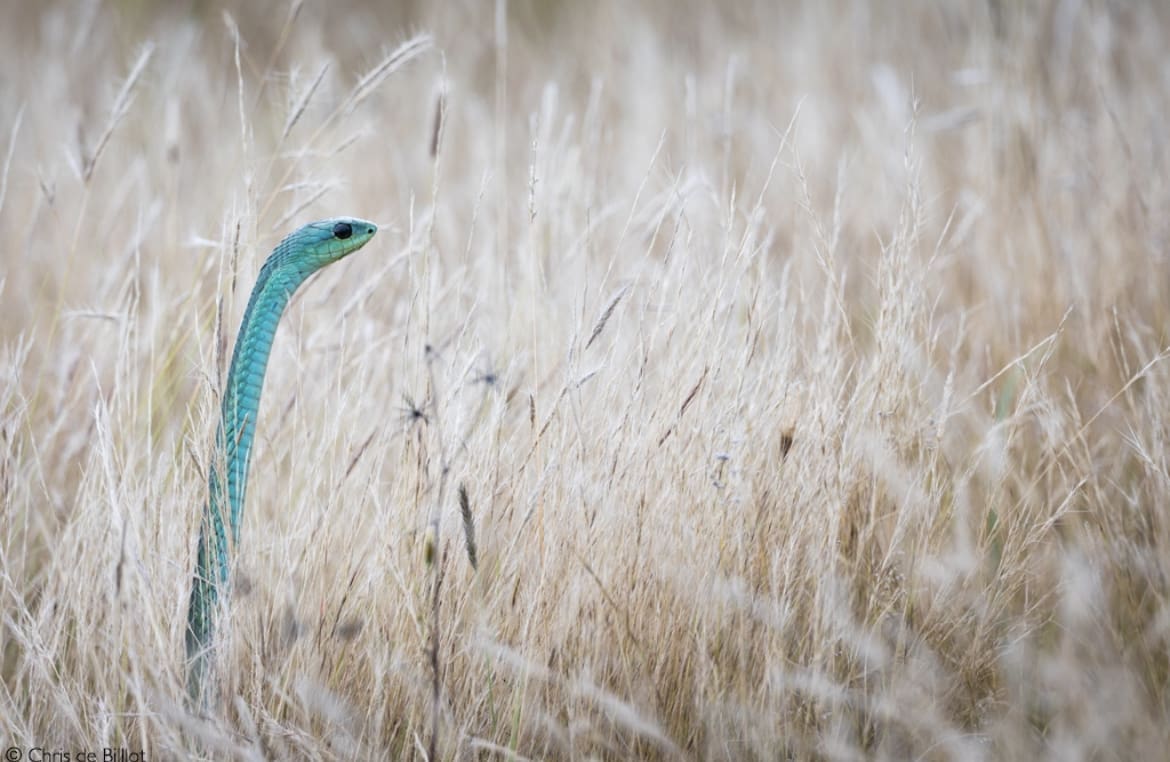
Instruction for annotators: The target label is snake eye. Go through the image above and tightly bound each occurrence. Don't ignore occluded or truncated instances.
[333,222,353,240]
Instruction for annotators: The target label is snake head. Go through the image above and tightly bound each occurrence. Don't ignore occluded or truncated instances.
[278,216,378,273]
[308,216,377,261]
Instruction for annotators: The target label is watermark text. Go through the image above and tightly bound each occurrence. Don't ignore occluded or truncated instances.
[4,748,146,762]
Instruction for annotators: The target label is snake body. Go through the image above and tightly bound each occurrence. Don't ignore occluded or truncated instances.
[186,217,377,705]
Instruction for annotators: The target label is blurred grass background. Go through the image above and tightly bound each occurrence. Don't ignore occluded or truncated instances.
[3,1,1170,759]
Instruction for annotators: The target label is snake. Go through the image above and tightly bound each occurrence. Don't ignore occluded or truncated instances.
[186,217,378,705]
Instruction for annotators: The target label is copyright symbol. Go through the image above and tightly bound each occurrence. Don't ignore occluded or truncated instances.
[5,747,21,762]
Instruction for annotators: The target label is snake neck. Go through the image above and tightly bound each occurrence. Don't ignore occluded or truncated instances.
[216,261,313,546]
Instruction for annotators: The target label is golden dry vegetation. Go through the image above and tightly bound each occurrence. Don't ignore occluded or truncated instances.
[3,1,1170,759]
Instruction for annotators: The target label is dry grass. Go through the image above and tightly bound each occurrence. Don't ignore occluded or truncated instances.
[3,1,1170,759]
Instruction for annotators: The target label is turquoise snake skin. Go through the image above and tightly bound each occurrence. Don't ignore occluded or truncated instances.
[186,217,377,705]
